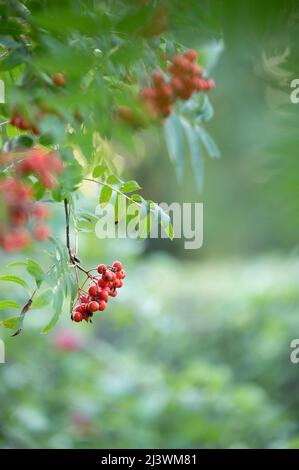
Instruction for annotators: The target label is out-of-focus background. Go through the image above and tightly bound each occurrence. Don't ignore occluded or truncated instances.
[2,0,299,449]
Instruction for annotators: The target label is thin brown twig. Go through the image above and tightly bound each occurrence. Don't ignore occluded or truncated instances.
[64,198,93,278]
[11,288,38,337]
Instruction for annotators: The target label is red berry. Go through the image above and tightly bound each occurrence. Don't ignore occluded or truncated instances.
[206,78,215,90]
[117,279,124,288]
[32,204,51,220]
[170,77,184,95]
[98,300,106,311]
[97,264,107,274]
[119,269,126,279]
[142,87,157,101]
[103,271,113,282]
[98,290,109,302]
[152,70,164,87]
[79,295,89,304]
[88,285,98,297]
[184,49,198,62]
[88,301,100,312]
[157,84,173,103]
[98,278,109,288]
[112,261,122,271]
[109,290,117,298]
[33,225,50,241]
[73,311,83,322]
[52,73,65,86]
[190,63,203,76]
[75,305,85,314]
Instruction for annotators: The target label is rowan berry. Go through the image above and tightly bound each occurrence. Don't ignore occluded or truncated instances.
[33,225,50,241]
[97,264,107,274]
[98,300,107,311]
[152,70,164,87]
[75,305,85,314]
[112,261,122,271]
[184,49,198,62]
[119,269,126,279]
[52,73,65,87]
[88,301,100,312]
[73,311,83,322]
[98,289,109,302]
[98,278,109,288]
[88,285,98,297]
[103,271,114,282]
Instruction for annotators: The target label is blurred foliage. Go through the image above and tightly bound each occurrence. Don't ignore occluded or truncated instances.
[1,255,299,448]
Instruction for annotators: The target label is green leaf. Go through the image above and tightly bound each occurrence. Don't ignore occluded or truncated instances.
[99,184,113,205]
[164,112,185,181]
[157,205,174,240]
[120,180,142,193]
[0,275,28,289]
[26,259,44,288]
[195,125,220,159]
[164,222,174,240]
[107,174,121,185]
[41,287,64,334]
[0,301,20,310]
[31,290,53,310]
[6,262,27,267]
[76,209,98,222]
[196,95,214,123]
[0,317,22,330]
[92,164,107,178]
[180,117,204,191]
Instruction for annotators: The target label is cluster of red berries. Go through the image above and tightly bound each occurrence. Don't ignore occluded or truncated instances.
[72,261,126,323]
[0,146,63,251]
[0,178,51,251]
[10,112,40,135]
[142,49,215,117]
[16,147,64,189]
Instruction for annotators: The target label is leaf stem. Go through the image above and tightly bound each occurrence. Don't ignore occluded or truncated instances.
[83,177,143,209]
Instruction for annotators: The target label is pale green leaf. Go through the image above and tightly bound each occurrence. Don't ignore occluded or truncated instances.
[0,275,28,289]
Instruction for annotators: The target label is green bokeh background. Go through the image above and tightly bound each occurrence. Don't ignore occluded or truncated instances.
[1,0,299,449]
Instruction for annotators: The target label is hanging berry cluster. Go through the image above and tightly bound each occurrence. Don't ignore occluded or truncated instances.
[16,147,64,189]
[72,261,126,323]
[0,147,63,251]
[142,49,215,118]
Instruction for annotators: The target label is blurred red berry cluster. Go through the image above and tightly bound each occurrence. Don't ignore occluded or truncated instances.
[16,147,64,189]
[0,147,64,251]
[0,178,51,251]
[72,261,126,323]
[142,49,215,117]
[10,112,40,135]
